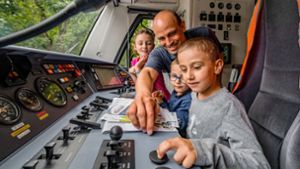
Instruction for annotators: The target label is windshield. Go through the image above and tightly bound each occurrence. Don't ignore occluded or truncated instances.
[0,0,101,55]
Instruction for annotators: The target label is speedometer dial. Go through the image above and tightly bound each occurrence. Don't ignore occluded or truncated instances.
[35,77,67,107]
[16,88,43,112]
[0,96,22,125]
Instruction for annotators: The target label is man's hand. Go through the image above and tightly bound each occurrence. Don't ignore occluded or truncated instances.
[157,137,197,168]
[127,67,160,135]
[127,94,160,135]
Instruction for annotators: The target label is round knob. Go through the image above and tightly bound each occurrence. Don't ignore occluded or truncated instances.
[110,126,123,141]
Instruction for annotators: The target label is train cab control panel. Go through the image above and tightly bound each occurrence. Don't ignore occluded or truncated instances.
[0,46,183,169]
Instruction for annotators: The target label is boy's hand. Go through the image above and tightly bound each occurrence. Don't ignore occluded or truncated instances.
[157,137,197,168]
[151,90,164,104]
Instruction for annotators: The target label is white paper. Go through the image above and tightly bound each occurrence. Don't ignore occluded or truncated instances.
[101,113,130,122]
[107,98,134,115]
[101,107,179,133]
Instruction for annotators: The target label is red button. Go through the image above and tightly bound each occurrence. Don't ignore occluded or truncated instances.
[74,69,81,77]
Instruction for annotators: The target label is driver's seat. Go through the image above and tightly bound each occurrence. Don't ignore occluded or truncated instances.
[234,0,300,169]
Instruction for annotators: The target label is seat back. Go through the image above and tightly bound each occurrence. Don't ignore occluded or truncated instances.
[235,0,300,169]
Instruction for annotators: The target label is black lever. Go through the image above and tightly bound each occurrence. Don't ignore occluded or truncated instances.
[39,142,61,163]
[105,150,120,169]
[69,118,101,129]
[22,160,39,169]
[96,96,112,103]
[57,127,75,144]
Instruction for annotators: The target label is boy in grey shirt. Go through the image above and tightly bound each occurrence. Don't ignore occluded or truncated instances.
[156,37,270,169]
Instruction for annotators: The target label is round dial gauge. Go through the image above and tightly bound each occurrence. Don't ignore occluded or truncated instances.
[0,96,22,125]
[35,77,67,107]
[16,88,43,112]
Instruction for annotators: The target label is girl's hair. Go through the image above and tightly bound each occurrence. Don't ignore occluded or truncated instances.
[134,28,155,42]
[131,28,155,57]
[178,37,223,61]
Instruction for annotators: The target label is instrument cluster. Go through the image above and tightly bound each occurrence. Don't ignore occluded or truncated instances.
[0,46,131,163]
[0,48,95,162]
[0,63,76,125]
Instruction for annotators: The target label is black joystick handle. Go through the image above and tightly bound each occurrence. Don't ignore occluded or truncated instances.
[108,126,123,150]
[109,125,123,141]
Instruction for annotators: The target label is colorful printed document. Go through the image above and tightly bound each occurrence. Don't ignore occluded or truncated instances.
[101,98,179,133]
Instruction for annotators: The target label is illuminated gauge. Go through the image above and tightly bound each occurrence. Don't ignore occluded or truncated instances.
[35,77,67,107]
[16,88,43,112]
[0,96,22,125]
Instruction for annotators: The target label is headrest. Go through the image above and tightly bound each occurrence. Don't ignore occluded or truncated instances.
[184,26,224,52]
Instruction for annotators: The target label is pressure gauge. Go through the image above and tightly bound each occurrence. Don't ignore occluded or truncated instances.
[16,88,43,112]
[0,96,22,125]
[35,77,67,107]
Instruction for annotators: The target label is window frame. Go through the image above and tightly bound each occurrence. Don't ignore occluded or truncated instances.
[113,13,155,68]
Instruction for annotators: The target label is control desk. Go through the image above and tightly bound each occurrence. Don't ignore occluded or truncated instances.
[0,46,189,169]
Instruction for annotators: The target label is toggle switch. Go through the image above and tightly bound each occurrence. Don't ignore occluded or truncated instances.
[57,127,75,144]
[39,142,61,163]
[96,96,112,103]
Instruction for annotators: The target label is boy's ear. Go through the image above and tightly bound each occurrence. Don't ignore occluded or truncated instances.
[214,59,224,74]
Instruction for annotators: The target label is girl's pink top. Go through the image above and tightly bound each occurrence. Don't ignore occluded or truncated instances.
[131,57,170,100]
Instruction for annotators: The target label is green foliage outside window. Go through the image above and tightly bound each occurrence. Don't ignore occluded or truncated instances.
[0,0,101,55]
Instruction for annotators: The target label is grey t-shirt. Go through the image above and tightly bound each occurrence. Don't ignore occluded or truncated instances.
[188,88,270,169]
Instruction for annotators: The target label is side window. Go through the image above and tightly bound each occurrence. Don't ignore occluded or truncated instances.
[0,1,102,55]
[119,18,153,68]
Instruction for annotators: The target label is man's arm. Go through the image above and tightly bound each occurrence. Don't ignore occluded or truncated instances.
[135,67,158,95]
[127,67,159,135]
